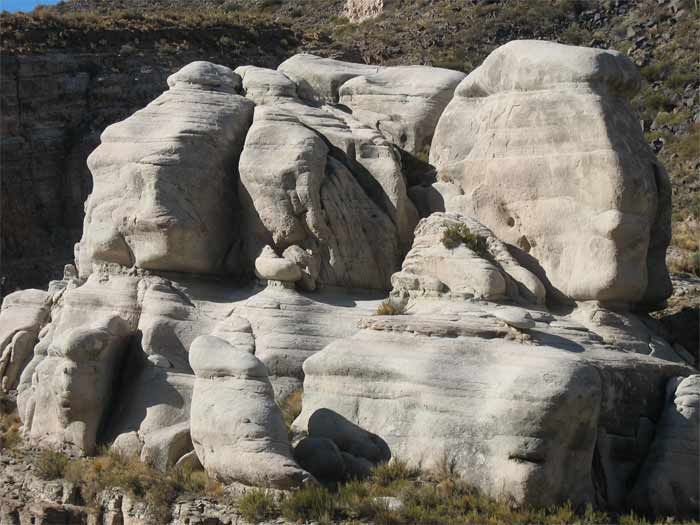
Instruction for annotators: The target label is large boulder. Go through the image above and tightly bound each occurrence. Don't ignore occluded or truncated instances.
[76,61,255,277]
[295,302,693,508]
[189,335,310,488]
[631,375,699,518]
[430,40,671,309]
[339,66,465,155]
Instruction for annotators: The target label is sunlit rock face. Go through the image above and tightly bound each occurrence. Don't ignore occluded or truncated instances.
[76,61,255,277]
[431,40,672,308]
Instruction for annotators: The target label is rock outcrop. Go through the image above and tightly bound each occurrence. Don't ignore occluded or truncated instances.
[430,40,672,309]
[631,375,699,518]
[0,44,694,517]
[0,289,50,392]
[189,335,310,488]
[390,212,545,304]
[75,61,254,278]
[339,66,465,155]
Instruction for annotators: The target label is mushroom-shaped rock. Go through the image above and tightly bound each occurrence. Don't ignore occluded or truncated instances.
[255,246,303,282]
[167,60,242,93]
[189,335,310,489]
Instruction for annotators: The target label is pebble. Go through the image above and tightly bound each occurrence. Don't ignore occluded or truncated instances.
[494,307,535,330]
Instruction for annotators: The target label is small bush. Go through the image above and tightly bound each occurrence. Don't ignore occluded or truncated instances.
[35,449,69,480]
[0,395,21,451]
[281,484,336,524]
[442,224,489,256]
[372,459,420,487]
[279,389,303,432]
[669,250,700,276]
[375,298,409,316]
[239,488,277,523]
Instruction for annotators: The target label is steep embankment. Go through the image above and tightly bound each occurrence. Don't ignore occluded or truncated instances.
[1,0,698,291]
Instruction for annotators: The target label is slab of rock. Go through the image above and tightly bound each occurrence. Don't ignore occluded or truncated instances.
[494,307,535,330]
[76,61,254,277]
[235,65,297,104]
[278,54,382,103]
[390,212,545,304]
[339,66,465,155]
[430,40,672,309]
[189,335,310,488]
[630,375,699,518]
[296,303,693,508]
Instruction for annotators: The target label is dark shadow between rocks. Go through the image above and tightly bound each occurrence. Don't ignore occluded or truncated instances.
[307,408,391,464]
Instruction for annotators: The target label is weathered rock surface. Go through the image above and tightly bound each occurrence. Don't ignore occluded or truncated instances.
[189,334,310,488]
[0,289,50,392]
[631,375,699,518]
[296,300,694,508]
[75,61,255,278]
[339,66,465,155]
[431,40,672,309]
[238,102,409,290]
[390,212,545,304]
[278,54,382,103]
[0,42,694,515]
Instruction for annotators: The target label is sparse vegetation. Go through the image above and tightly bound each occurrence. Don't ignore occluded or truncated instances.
[281,483,337,524]
[278,389,303,439]
[35,449,69,480]
[239,488,277,523]
[442,224,489,257]
[0,393,21,451]
[35,447,221,521]
[375,298,409,316]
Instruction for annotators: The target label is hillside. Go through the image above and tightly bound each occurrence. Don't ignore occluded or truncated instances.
[0,0,698,292]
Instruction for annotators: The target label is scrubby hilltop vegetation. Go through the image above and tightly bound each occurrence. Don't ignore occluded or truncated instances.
[1,0,698,275]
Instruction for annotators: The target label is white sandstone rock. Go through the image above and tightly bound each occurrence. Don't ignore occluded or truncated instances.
[296,305,693,508]
[494,307,536,330]
[390,212,545,304]
[430,40,672,308]
[235,65,298,104]
[76,61,254,277]
[189,335,310,488]
[0,289,50,392]
[255,246,302,282]
[631,375,700,518]
[278,53,382,103]
[339,66,465,155]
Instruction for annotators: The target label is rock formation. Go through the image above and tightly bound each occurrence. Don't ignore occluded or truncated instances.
[0,41,696,519]
[430,40,672,309]
[189,335,310,488]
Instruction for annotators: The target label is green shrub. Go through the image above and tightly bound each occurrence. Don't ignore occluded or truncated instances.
[281,484,336,524]
[35,449,69,480]
[239,488,276,523]
[442,224,489,257]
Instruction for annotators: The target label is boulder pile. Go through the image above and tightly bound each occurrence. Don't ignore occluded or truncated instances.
[1,40,696,518]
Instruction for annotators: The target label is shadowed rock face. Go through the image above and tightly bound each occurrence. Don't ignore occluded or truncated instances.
[430,40,672,309]
[76,62,255,277]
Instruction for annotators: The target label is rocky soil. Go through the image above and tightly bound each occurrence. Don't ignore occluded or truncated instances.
[1,0,698,291]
